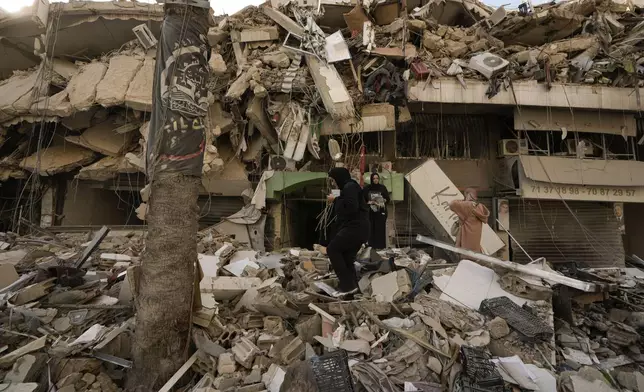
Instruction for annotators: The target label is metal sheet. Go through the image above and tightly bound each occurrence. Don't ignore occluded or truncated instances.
[197,197,245,228]
[509,199,624,267]
[514,107,636,136]
[416,235,601,292]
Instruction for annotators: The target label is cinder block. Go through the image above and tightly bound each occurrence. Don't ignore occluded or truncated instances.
[241,313,264,329]
[268,334,294,358]
[214,373,242,390]
[192,351,217,376]
[253,355,271,371]
[280,336,305,365]
[263,316,284,335]
[295,315,321,344]
[243,368,263,385]
[232,337,261,369]
[217,353,237,375]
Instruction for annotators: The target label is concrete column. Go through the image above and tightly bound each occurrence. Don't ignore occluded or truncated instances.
[269,201,284,250]
[386,207,396,248]
[40,187,55,228]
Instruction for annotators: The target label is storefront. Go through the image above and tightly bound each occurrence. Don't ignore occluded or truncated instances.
[504,155,644,267]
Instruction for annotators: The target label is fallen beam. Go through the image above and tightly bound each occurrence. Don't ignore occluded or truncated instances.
[261,6,305,37]
[0,336,46,366]
[415,235,601,293]
[157,351,199,392]
[75,226,110,268]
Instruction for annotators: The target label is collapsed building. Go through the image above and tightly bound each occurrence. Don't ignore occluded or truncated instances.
[3,1,644,391]
[2,0,644,268]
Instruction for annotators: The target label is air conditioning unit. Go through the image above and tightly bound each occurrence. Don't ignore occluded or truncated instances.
[469,53,510,79]
[566,139,597,157]
[498,139,528,157]
[269,155,287,171]
[132,24,158,50]
[268,155,296,171]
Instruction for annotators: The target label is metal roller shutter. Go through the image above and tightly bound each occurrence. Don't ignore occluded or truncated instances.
[393,201,432,247]
[197,196,244,228]
[509,199,624,267]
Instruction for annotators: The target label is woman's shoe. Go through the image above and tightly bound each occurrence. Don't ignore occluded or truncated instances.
[332,287,359,298]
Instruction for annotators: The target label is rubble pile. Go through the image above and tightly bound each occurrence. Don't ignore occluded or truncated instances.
[1,223,644,392]
[2,0,644,391]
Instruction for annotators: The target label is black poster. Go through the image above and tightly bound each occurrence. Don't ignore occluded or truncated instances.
[147,6,210,178]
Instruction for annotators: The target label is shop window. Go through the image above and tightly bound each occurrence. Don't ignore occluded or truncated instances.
[513,130,637,160]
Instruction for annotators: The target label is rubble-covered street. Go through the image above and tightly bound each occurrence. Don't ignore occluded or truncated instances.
[2,224,644,392]
[3,0,644,390]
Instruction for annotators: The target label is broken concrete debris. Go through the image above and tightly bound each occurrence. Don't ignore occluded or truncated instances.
[3,216,642,392]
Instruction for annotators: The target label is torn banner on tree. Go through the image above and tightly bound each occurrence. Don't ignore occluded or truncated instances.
[147,6,210,178]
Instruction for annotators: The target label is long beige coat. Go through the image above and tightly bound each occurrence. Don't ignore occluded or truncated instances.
[449,200,490,253]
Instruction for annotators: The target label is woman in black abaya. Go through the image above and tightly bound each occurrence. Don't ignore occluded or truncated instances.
[363,172,390,249]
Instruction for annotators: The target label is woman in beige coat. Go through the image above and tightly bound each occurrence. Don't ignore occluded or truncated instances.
[449,188,490,253]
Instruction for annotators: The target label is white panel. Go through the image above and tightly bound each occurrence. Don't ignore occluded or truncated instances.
[405,159,505,255]
[520,156,644,187]
[408,78,643,112]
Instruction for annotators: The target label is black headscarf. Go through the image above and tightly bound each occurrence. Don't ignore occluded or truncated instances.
[368,172,387,192]
[328,167,352,189]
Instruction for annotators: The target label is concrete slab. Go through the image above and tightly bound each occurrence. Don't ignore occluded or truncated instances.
[125,55,154,112]
[0,384,39,392]
[65,118,135,157]
[371,270,411,302]
[0,264,19,290]
[67,61,108,111]
[200,276,262,301]
[339,339,371,355]
[306,55,354,120]
[20,145,95,176]
[96,55,142,107]
[408,78,644,112]
[30,90,73,118]
[0,70,43,119]
[76,155,140,181]
[3,354,46,383]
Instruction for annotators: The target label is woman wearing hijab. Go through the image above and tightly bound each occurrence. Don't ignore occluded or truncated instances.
[449,188,489,252]
[326,167,370,296]
[363,172,390,249]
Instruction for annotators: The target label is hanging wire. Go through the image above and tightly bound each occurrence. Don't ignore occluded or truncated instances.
[511,82,624,261]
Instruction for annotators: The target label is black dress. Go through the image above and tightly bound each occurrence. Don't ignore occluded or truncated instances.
[327,168,370,292]
[363,175,390,249]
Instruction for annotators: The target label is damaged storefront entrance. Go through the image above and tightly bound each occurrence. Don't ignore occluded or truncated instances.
[508,199,624,267]
[286,199,328,249]
[505,155,644,267]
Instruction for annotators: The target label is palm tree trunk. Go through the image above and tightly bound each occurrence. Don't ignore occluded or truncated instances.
[129,173,199,389]
[127,3,210,390]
